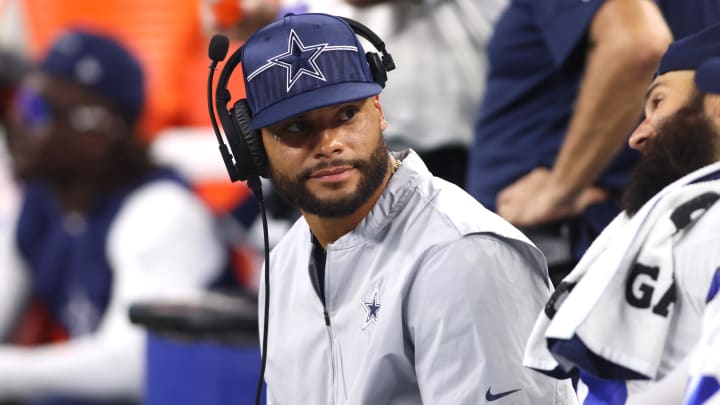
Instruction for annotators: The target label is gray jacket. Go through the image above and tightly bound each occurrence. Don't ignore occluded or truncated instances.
[259,150,578,404]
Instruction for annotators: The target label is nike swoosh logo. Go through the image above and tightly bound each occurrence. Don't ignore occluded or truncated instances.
[485,387,521,401]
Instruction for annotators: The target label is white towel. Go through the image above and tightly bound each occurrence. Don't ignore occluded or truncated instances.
[524,162,720,380]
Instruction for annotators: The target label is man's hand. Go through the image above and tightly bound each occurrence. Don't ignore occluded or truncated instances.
[496,167,608,226]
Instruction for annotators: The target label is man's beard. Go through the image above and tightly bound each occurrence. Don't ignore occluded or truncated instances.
[269,136,390,218]
[622,92,719,216]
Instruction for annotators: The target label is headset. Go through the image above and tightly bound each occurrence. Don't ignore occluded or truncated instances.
[207,16,395,192]
[206,16,394,405]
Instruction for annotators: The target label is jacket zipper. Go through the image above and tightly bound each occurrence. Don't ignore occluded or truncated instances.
[324,307,338,404]
[321,248,339,403]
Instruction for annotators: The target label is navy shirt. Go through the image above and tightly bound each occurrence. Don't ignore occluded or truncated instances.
[14,167,239,405]
[16,168,187,337]
[467,0,720,258]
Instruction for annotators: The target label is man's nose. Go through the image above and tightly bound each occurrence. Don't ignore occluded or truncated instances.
[628,119,657,152]
[314,127,344,157]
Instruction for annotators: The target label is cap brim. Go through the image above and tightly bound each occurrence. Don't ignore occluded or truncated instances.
[249,82,382,129]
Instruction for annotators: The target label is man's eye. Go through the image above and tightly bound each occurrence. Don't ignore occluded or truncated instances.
[285,121,306,133]
[651,96,663,109]
[648,95,664,111]
[644,95,662,117]
[339,107,358,121]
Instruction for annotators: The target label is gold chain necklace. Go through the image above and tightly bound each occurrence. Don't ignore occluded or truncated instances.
[391,159,402,174]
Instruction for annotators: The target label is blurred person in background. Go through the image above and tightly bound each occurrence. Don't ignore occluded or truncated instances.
[0,29,230,405]
[0,0,268,292]
[466,0,720,286]
[202,0,508,188]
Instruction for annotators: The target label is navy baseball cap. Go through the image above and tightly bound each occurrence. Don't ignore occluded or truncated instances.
[39,29,145,126]
[696,57,720,94]
[657,22,720,76]
[241,13,382,129]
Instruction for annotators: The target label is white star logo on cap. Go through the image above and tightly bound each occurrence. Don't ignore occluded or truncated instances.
[270,29,326,91]
[247,29,359,92]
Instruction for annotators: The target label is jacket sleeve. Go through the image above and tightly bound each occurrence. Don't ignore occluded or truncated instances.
[407,233,577,405]
[0,211,29,341]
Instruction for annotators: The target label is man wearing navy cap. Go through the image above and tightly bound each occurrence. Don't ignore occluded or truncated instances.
[524,22,720,404]
[241,13,576,404]
[0,29,230,404]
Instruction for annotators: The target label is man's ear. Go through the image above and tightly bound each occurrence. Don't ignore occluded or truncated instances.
[705,93,720,121]
[373,96,387,132]
[704,95,720,144]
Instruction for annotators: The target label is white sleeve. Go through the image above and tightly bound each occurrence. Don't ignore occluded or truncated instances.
[0,210,29,340]
[624,357,689,405]
[0,181,226,400]
[407,234,577,405]
[675,206,720,317]
[683,279,720,404]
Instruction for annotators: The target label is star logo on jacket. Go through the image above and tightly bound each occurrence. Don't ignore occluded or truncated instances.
[246,29,359,92]
[361,289,382,330]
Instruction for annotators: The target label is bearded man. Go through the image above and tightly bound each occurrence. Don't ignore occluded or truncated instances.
[232,12,577,404]
[525,22,720,405]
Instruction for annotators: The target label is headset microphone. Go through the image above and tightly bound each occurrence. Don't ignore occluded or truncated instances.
[207,34,270,405]
[206,34,247,185]
[208,34,229,63]
[206,18,394,405]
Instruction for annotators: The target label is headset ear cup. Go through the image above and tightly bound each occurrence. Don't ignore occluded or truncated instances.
[233,100,269,178]
[365,52,387,88]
